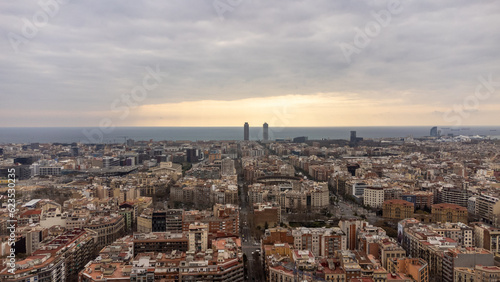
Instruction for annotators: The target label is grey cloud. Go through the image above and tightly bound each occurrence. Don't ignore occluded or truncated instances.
[0,0,499,125]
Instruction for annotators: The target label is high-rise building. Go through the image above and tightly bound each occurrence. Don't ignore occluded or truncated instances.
[244,122,249,140]
[438,187,471,208]
[186,148,198,163]
[430,126,438,137]
[349,131,363,146]
[263,122,269,141]
[350,131,357,143]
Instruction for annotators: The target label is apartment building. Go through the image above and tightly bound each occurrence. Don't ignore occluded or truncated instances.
[292,227,347,257]
[363,187,385,208]
[387,258,429,282]
[472,222,500,255]
[84,214,125,250]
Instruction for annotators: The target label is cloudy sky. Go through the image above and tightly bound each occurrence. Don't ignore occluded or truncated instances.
[1,0,499,127]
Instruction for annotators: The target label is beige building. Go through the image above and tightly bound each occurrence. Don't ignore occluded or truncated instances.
[248,183,267,204]
[269,265,295,282]
[81,237,243,282]
[383,199,414,220]
[472,222,500,255]
[66,209,90,229]
[387,257,429,282]
[363,187,385,208]
[311,182,329,210]
[84,214,125,250]
[280,190,307,212]
[474,265,500,281]
[119,187,137,203]
[379,241,407,269]
[291,227,346,257]
[454,267,475,282]
[429,222,474,248]
[431,203,468,223]
[151,161,183,180]
[454,265,500,282]
[137,208,153,233]
[188,222,208,252]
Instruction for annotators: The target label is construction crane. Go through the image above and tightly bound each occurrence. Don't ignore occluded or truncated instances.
[119,136,128,145]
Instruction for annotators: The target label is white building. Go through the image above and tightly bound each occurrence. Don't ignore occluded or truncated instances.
[39,166,62,176]
[352,182,368,197]
[363,187,385,208]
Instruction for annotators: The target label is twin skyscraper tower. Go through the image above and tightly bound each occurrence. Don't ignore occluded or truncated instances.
[244,122,268,141]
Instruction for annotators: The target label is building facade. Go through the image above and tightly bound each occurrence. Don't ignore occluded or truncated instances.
[432,203,468,224]
[383,200,414,220]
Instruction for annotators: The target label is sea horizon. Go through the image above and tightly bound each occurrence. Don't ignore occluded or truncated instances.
[1,126,500,144]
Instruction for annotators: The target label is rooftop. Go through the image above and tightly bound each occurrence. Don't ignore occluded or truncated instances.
[383,199,414,206]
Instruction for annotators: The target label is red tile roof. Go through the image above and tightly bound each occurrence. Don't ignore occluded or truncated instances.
[21,209,42,217]
[383,199,414,206]
[432,203,467,211]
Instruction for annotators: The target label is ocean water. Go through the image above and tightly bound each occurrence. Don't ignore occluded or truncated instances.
[0,126,499,144]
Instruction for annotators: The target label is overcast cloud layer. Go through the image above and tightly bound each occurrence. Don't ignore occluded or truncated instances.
[1,0,499,127]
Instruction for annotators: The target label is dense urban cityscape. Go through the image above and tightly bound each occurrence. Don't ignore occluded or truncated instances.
[3,0,500,280]
[0,124,499,282]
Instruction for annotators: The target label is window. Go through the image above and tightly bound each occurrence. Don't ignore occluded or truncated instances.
[395,207,401,218]
[446,212,453,222]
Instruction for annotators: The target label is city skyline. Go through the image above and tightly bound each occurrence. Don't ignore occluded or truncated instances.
[1,1,499,127]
